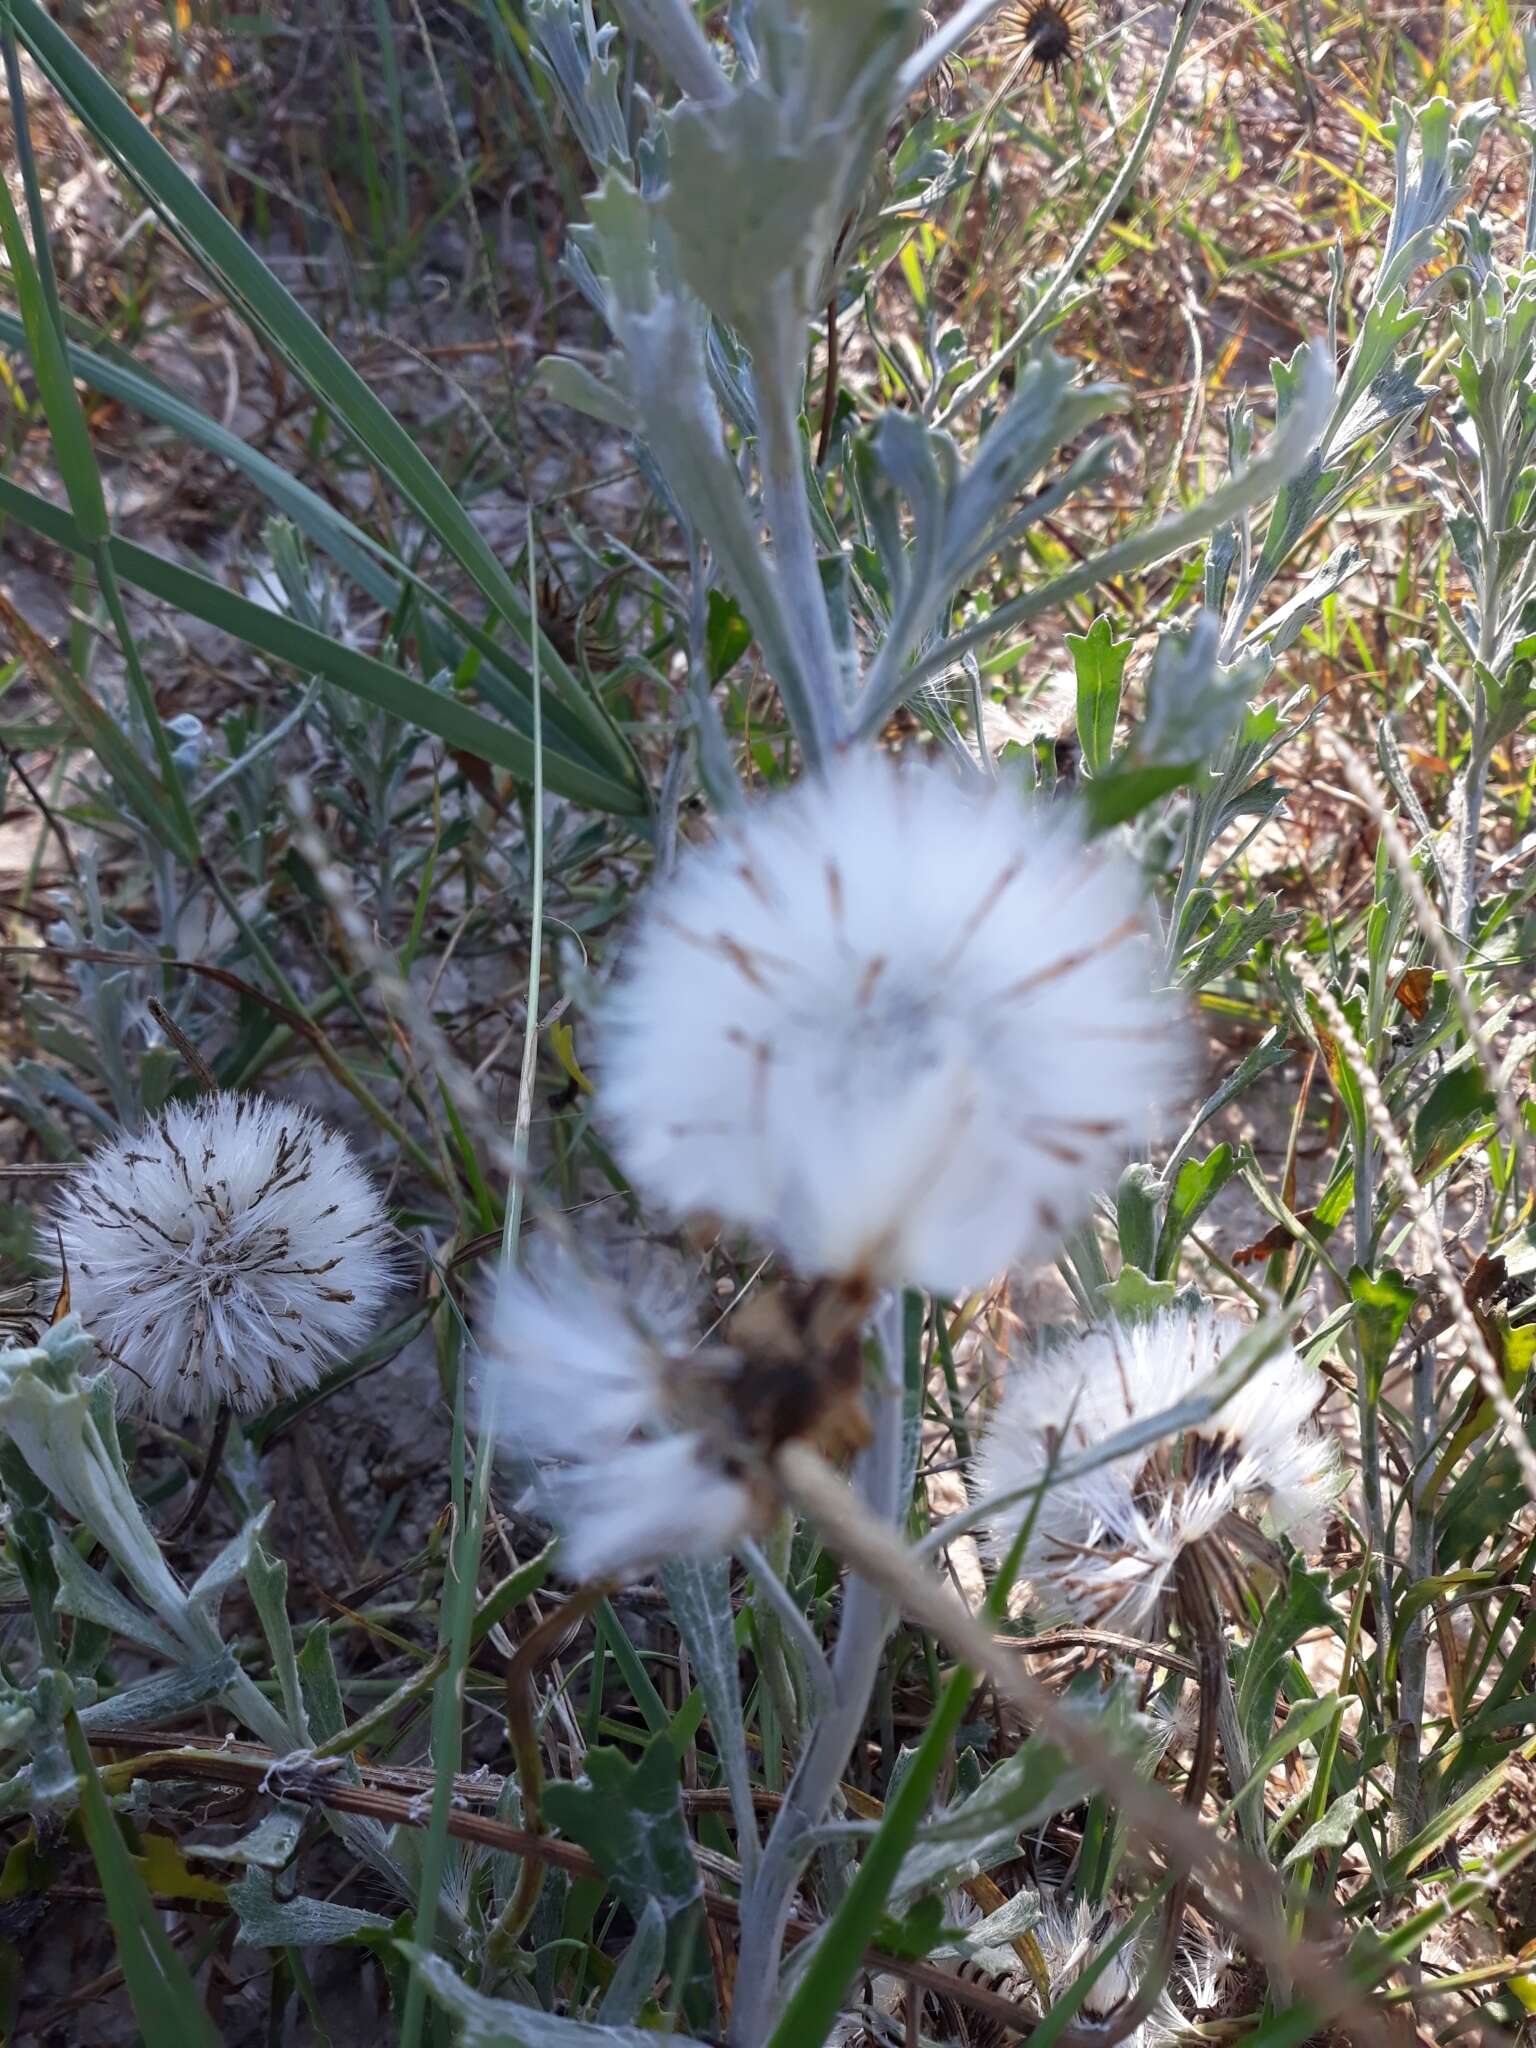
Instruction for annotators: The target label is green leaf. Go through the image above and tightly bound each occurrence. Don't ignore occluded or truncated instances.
[1155,1145,1236,1279]
[1414,1064,1496,1168]
[1226,1693,1346,1815]
[1095,1264,1179,1320]
[543,1731,700,1922]
[0,169,106,542]
[63,1713,220,2046]
[1067,613,1131,776]
[1181,896,1296,991]
[1347,1264,1416,1400]
[1114,1163,1161,1276]
[1082,760,1196,833]
[1235,1560,1335,1768]
[705,588,753,682]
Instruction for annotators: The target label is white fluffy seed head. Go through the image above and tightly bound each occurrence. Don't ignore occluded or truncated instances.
[482,1241,754,1583]
[597,751,1189,1294]
[973,1310,1343,1636]
[51,1093,394,1418]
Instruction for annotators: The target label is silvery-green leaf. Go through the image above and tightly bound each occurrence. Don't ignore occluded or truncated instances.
[928,1888,1042,1974]
[529,0,631,170]
[893,1728,1100,1897]
[1377,97,1495,304]
[186,1807,304,1871]
[77,1653,237,1732]
[662,85,846,330]
[946,354,1121,571]
[1141,614,1250,764]
[297,1622,351,1752]
[50,1531,182,1660]
[247,1538,308,1744]
[187,1511,266,1625]
[0,1684,35,1747]
[543,1731,700,1921]
[611,290,821,744]
[1182,896,1297,992]
[0,1323,187,1623]
[1281,1785,1362,1869]
[662,1559,755,1877]
[230,1868,393,1946]
[535,356,637,434]
[597,1897,667,2026]
[402,1946,695,2047]
[1241,543,1362,659]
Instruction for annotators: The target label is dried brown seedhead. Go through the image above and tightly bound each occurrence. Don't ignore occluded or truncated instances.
[1013,0,1080,77]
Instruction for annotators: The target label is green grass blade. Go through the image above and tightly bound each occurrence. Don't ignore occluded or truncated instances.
[0,317,634,795]
[0,161,106,544]
[63,1712,222,2048]
[3,0,643,799]
[0,473,648,815]
[0,580,196,859]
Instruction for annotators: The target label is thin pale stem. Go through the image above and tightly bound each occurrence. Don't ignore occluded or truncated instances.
[935,0,1209,428]
[754,313,843,761]
[1388,1336,1437,1902]
[727,1308,904,2047]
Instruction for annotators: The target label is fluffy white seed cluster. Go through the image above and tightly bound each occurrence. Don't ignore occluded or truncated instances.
[597,751,1188,1296]
[482,1240,754,1582]
[974,1310,1342,1635]
[52,1093,393,1417]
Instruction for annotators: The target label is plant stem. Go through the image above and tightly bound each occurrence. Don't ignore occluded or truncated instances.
[935,0,1209,428]
[754,312,843,761]
[1389,1337,1438,1900]
[727,1306,904,2047]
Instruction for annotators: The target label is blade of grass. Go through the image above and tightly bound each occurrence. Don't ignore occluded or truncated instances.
[0,472,645,815]
[0,28,200,863]
[63,1711,222,2048]
[0,309,640,800]
[4,0,642,799]
[401,530,548,2045]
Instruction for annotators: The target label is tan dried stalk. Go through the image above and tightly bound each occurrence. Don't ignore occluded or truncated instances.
[775,1439,1389,2044]
[286,777,529,1189]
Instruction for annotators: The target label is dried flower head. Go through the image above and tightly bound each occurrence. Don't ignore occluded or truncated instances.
[1015,0,1080,76]
[483,1243,876,1582]
[481,1240,755,1582]
[598,752,1186,1294]
[52,1093,394,1417]
[974,1310,1341,1635]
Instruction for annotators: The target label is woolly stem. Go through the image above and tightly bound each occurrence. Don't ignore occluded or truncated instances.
[727,1307,904,2047]
[772,1438,1381,2033]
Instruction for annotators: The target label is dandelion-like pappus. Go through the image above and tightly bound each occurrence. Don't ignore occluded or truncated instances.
[974,1309,1342,1638]
[482,1239,874,1582]
[598,752,1187,1297]
[52,1093,394,1416]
